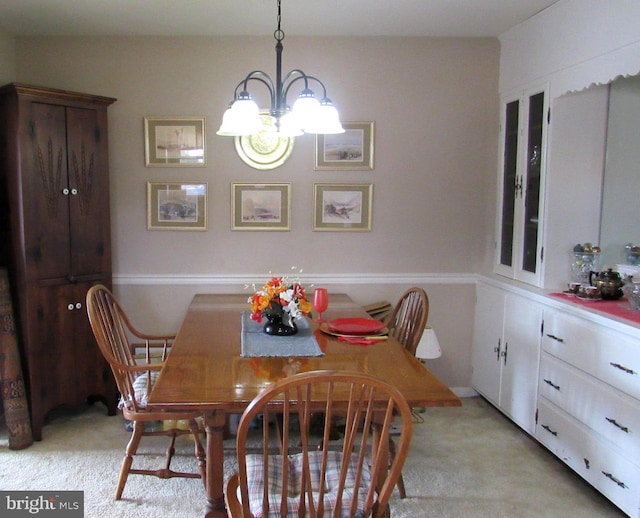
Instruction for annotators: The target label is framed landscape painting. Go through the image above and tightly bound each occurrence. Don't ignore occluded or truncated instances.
[313,183,372,231]
[315,121,374,170]
[231,183,291,231]
[144,116,206,166]
[147,182,207,230]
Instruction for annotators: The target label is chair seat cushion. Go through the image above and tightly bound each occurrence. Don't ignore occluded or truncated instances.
[243,450,371,517]
[118,371,159,410]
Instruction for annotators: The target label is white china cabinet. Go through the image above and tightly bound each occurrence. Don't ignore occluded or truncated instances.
[471,283,543,434]
[474,1,640,516]
[474,280,640,516]
[494,85,549,287]
[536,306,640,518]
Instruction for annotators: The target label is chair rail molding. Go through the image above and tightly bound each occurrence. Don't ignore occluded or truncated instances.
[113,272,477,286]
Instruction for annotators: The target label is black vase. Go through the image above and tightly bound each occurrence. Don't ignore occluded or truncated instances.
[263,314,298,336]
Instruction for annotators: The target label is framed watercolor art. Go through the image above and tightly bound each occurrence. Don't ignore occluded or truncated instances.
[315,121,374,170]
[147,182,207,230]
[144,116,206,166]
[313,183,372,231]
[231,183,291,231]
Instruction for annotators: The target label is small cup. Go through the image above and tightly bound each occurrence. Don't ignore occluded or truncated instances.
[584,286,600,298]
[568,282,581,294]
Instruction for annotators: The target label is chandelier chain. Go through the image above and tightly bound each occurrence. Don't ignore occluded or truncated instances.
[274,0,284,43]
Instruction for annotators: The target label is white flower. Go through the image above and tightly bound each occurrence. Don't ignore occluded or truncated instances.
[287,300,301,319]
[280,289,294,303]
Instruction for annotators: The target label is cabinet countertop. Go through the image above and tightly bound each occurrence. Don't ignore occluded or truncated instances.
[477,274,640,337]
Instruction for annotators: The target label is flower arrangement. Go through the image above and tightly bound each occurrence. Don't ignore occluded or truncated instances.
[246,267,312,326]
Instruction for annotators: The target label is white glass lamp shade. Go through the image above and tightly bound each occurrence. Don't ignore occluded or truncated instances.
[216,96,261,136]
[415,326,442,360]
[291,89,321,130]
[276,112,304,137]
[304,99,345,134]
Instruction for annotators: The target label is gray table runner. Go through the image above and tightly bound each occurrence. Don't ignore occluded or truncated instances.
[241,312,323,357]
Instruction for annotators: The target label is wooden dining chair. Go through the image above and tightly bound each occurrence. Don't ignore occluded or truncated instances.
[225,370,413,518]
[385,287,429,357]
[384,287,429,498]
[86,284,206,500]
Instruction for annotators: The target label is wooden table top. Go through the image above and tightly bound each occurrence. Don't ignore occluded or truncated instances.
[148,293,461,411]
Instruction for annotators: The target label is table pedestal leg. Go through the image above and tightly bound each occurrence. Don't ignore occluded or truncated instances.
[204,411,227,518]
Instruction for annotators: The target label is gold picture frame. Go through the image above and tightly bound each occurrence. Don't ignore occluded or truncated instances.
[147,182,207,230]
[313,183,373,231]
[315,121,374,170]
[231,183,291,231]
[144,116,206,166]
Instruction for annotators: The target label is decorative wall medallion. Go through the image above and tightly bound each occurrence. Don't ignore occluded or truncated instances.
[234,115,295,170]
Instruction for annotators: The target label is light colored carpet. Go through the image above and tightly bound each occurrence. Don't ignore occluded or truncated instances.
[0,397,625,517]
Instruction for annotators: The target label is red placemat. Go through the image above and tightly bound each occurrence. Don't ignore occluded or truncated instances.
[549,292,640,325]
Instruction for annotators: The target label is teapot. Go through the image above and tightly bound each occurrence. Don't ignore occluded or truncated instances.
[589,268,625,300]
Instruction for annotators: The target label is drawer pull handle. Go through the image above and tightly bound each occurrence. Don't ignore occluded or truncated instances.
[543,379,560,391]
[602,471,628,489]
[605,417,629,433]
[546,333,564,343]
[610,362,637,375]
[541,424,557,436]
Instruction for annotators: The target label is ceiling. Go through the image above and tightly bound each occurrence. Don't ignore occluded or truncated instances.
[0,0,559,38]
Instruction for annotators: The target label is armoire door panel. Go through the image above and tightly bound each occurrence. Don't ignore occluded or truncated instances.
[66,107,110,277]
[23,101,71,281]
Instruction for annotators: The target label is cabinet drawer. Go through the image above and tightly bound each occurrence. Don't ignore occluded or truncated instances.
[542,311,640,400]
[540,354,640,458]
[537,399,640,517]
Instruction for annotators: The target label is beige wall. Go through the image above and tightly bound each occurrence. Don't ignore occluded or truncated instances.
[12,35,500,390]
[0,28,15,84]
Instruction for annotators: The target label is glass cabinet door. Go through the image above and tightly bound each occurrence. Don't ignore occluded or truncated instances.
[522,92,544,274]
[495,86,548,286]
[499,100,519,268]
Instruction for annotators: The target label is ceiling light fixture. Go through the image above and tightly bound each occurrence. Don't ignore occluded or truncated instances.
[216,0,344,138]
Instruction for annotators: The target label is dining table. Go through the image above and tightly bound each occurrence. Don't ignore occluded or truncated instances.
[147,293,461,517]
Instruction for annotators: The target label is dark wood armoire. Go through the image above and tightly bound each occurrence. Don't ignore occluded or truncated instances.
[0,83,118,440]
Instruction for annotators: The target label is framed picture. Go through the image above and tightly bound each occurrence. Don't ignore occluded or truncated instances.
[232,183,291,231]
[313,183,373,231]
[315,121,374,170]
[147,182,207,230]
[144,116,206,166]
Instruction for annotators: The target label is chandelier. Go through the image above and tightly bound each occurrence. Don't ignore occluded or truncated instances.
[216,0,344,137]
